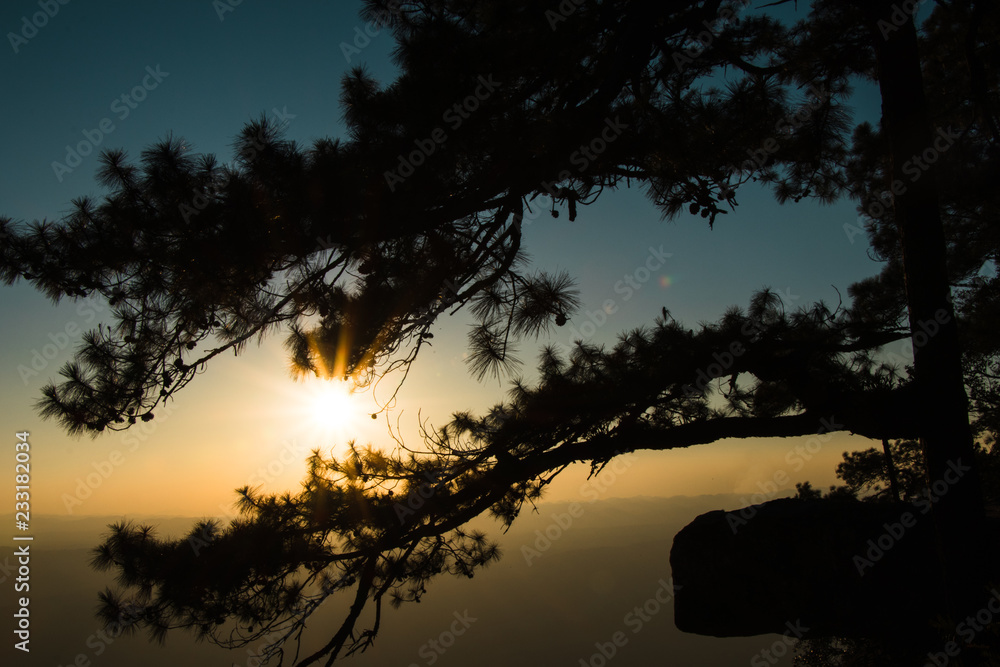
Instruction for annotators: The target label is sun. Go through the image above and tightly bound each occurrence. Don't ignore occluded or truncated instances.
[243,347,380,449]
[295,377,361,440]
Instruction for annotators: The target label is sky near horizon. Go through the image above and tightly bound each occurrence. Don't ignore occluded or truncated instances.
[0,496,800,667]
[0,2,920,666]
[0,0,892,523]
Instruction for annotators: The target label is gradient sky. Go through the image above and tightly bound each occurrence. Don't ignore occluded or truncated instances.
[0,3,925,666]
[0,0,894,523]
[2,497,799,667]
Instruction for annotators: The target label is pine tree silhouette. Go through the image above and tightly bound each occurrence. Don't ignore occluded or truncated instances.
[2,1,999,664]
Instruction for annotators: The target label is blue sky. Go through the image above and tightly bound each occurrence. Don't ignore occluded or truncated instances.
[0,0,888,515]
[0,2,913,666]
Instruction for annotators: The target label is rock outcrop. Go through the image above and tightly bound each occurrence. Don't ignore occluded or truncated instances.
[670,497,949,637]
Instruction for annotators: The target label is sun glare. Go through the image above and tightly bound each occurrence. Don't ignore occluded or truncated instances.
[296,377,361,440]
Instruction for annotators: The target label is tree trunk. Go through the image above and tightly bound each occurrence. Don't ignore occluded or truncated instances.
[863,0,986,618]
[881,438,901,503]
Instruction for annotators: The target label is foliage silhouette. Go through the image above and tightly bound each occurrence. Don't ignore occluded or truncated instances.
[2,0,999,664]
[790,441,1000,665]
